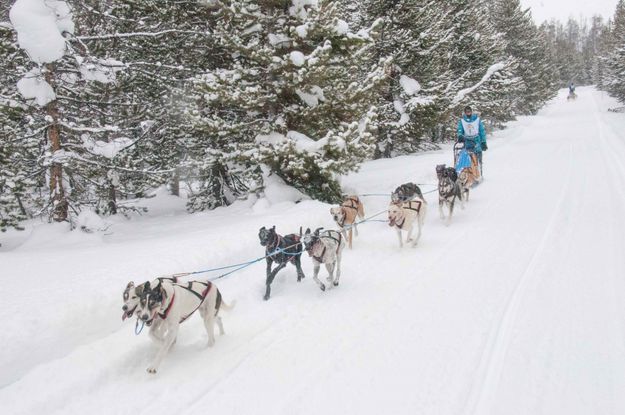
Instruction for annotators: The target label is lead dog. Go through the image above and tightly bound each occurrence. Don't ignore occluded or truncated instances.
[436,164,463,225]
[123,277,180,342]
[330,195,365,249]
[388,197,427,248]
[302,227,346,291]
[135,279,234,374]
[122,276,178,322]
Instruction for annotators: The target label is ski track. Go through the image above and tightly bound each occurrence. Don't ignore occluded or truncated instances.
[2,87,625,415]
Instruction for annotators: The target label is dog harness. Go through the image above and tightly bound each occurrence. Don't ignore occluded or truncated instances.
[309,232,342,263]
[395,201,422,229]
[343,197,359,211]
[158,281,215,323]
[267,233,300,263]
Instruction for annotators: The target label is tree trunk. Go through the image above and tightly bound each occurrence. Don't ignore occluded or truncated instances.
[45,64,68,222]
[170,168,180,196]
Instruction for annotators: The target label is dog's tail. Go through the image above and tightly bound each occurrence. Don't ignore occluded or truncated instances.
[220,298,236,312]
[357,197,365,218]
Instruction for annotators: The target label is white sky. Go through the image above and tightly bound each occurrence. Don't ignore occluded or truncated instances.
[520,0,618,24]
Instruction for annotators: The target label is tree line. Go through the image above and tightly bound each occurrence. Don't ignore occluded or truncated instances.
[2,0,620,233]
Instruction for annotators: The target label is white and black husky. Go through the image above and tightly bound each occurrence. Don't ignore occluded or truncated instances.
[134,279,234,374]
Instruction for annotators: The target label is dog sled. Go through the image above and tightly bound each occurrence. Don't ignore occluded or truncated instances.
[454,142,481,186]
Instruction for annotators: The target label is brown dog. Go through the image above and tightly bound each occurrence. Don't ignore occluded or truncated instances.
[330,196,365,249]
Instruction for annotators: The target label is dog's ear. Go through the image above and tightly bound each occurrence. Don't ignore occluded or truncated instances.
[126,281,134,289]
[144,281,151,291]
[160,286,167,300]
[271,225,275,231]
[305,228,311,235]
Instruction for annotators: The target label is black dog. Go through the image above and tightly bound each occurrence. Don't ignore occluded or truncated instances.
[258,226,305,300]
[391,182,424,203]
[436,164,458,182]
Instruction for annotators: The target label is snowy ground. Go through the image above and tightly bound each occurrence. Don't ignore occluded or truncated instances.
[1,87,624,415]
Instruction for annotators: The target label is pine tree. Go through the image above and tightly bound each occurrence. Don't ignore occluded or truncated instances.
[441,0,524,128]
[490,0,558,114]
[0,16,29,232]
[188,0,386,203]
[602,0,625,102]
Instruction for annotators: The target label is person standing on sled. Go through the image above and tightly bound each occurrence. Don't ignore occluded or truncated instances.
[457,105,487,179]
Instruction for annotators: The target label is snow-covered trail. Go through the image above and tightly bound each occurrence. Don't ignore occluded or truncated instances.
[1,87,624,415]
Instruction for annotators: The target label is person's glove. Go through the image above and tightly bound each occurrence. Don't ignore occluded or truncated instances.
[458,135,465,143]
[481,142,488,151]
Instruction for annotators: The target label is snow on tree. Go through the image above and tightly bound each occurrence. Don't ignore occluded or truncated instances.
[601,0,625,102]
[0,19,30,232]
[188,0,387,204]
[490,0,559,115]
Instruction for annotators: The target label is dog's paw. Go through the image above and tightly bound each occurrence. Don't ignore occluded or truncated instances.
[333,281,339,287]
[207,338,215,348]
[263,294,270,301]
[319,284,326,291]
[146,367,158,374]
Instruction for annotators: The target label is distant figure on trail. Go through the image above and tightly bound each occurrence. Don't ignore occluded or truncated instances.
[569,82,576,94]
[457,105,487,179]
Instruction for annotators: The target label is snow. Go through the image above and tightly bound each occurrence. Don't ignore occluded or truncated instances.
[16,67,56,106]
[453,62,506,105]
[9,0,73,63]
[289,0,318,19]
[256,168,309,209]
[79,58,124,84]
[289,50,306,66]
[83,135,134,159]
[400,74,422,96]
[2,87,625,415]
[268,33,291,47]
[76,209,108,233]
[256,130,327,153]
[295,23,309,38]
[392,99,410,127]
[295,85,324,107]
[334,19,349,35]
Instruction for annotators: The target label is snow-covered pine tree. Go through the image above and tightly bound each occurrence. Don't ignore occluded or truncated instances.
[441,0,524,128]
[490,0,559,114]
[357,0,452,157]
[72,0,223,206]
[0,19,29,232]
[602,0,625,102]
[189,0,386,203]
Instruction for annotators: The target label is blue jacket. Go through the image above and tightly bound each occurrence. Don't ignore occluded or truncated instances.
[457,114,486,153]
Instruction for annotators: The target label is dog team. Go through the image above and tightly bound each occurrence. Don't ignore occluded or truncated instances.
[122,162,475,374]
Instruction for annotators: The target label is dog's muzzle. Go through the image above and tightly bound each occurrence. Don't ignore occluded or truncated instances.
[122,305,137,321]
